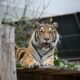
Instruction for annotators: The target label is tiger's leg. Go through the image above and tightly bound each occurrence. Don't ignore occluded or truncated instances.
[42,56,54,67]
[20,52,40,68]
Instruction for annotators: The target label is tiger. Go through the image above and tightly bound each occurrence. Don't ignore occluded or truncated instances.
[16,21,59,68]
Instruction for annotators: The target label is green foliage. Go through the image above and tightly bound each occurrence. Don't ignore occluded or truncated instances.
[15,20,35,47]
[54,59,60,66]
[16,64,22,68]
[54,49,80,71]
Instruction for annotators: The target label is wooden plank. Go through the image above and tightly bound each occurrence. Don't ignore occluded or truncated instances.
[17,68,80,76]
[0,24,17,80]
[17,68,80,80]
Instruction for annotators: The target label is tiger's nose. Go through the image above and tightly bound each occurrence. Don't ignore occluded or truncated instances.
[44,38,49,41]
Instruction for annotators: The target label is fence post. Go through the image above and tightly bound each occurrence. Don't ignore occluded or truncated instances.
[0,24,17,80]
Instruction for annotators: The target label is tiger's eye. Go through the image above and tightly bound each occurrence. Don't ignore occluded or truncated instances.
[52,30,55,32]
[49,30,54,33]
[40,30,44,33]
[39,30,44,35]
[49,31,52,33]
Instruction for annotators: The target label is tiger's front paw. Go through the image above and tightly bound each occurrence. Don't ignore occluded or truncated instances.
[42,62,54,66]
[42,60,54,68]
[28,62,40,68]
[21,61,40,68]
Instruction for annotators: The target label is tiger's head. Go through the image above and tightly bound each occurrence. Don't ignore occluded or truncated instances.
[31,22,59,51]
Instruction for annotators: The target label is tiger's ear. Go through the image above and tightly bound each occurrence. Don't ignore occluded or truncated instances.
[52,22,58,28]
[49,17,53,24]
[35,22,40,28]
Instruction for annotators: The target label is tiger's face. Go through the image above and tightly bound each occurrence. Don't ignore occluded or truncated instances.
[35,22,58,50]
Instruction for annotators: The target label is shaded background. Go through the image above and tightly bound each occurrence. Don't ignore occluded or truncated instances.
[39,12,80,60]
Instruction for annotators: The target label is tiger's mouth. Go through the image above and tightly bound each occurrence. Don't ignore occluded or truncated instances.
[42,42,50,48]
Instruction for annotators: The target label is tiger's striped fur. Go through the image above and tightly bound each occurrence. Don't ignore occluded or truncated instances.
[16,22,59,68]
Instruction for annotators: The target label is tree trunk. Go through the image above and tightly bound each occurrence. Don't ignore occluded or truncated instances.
[0,24,17,80]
